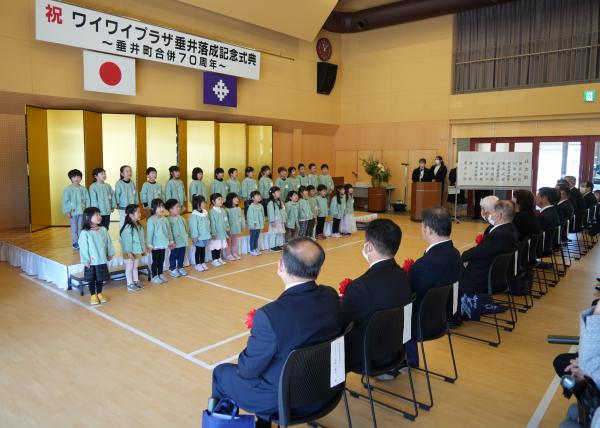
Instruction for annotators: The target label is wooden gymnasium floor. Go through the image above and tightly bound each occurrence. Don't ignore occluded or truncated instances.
[0,214,597,427]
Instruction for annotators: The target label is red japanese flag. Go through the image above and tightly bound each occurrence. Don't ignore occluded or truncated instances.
[83,50,135,96]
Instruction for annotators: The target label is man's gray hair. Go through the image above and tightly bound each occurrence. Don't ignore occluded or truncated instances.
[480,195,499,213]
[493,200,515,222]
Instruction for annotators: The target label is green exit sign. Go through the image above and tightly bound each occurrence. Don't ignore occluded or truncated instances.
[584,90,596,103]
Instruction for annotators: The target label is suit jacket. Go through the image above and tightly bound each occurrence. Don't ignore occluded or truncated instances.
[460,223,518,295]
[538,206,561,231]
[512,210,541,239]
[340,258,412,370]
[409,240,461,335]
[584,192,597,210]
[432,164,448,183]
[237,281,340,390]
[412,167,433,182]
[557,199,575,223]
[570,187,585,212]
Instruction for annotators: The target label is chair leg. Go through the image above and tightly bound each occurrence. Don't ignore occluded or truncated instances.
[342,389,353,428]
[365,377,378,428]
[451,313,501,347]
[418,340,433,411]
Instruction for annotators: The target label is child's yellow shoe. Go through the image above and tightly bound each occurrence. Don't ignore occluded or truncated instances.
[97,293,107,304]
[90,294,100,306]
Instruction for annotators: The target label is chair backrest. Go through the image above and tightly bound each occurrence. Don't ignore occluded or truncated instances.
[560,219,569,242]
[488,252,513,294]
[516,240,528,274]
[277,323,352,426]
[363,300,414,375]
[526,234,542,267]
[417,284,452,341]
[542,227,557,255]
[568,214,578,233]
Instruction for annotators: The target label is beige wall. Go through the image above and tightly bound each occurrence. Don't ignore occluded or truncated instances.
[0,114,28,230]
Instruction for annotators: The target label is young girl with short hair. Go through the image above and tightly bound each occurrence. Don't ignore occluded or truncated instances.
[267,186,286,251]
[78,207,115,305]
[227,168,241,196]
[241,166,258,217]
[189,195,211,272]
[341,183,357,235]
[140,167,162,219]
[146,198,174,284]
[189,167,207,203]
[164,166,186,212]
[329,184,346,238]
[247,191,265,256]
[89,167,116,230]
[165,199,189,277]
[211,167,228,197]
[115,165,138,229]
[258,165,273,214]
[225,192,244,260]
[120,204,145,292]
[285,190,299,242]
[209,193,229,267]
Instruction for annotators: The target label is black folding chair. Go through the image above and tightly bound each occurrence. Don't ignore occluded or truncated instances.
[270,323,354,428]
[452,252,514,347]
[502,240,533,313]
[524,233,546,299]
[411,284,458,411]
[346,304,418,426]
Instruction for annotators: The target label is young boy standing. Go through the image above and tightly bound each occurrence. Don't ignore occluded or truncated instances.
[62,169,90,250]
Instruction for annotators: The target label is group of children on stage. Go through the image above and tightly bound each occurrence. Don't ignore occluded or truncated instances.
[62,163,356,305]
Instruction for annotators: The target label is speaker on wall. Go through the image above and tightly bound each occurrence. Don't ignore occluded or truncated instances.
[317,62,338,95]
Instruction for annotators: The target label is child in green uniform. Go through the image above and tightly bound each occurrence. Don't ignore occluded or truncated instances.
[297,186,312,238]
[227,168,241,196]
[285,191,300,242]
[62,168,90,250]
[247,191,265,256]
[287,166,299,192]
[189,167,207,208]
[189,195,211,272]
[298,163,310,187]
[275,167,290,201]
[209,193,229,267]
[241,166,258,217]
[329,184,346,238]
[318,163,335,199]
[267,186,286,251]
[89,167,116,230]
[115,165,138,229]
[341,183,357,235]
[225,192,245,260]
[78,207,115,306]
[120,204,146,292]
[307,185,318,238]
[146,199,174,284]
[315,184,329,240]
[165,199,189,278]
[164,166,186,212]
[307,163,319,188]
[211,168,228,198]
[140,167,163,219]
[258,165,273,214]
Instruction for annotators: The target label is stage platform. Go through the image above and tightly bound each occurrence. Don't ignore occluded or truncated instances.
[0,212,377,290]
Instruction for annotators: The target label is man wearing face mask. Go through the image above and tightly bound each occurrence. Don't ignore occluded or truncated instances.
[211,238,340,428]
[432,156,448,204]
[459,200,518,318]
[412,158,434,182]
[340,219,412,373]
[479,195,499,234]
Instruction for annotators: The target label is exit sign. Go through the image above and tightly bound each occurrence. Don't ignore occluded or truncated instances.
[584,90,596,103]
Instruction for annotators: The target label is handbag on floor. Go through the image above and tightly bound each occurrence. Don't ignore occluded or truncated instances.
[202,398,256,428]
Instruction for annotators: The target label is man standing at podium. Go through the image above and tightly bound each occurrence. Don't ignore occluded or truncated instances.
[412,158,433,182]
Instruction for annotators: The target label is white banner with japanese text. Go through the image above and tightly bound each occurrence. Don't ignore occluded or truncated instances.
[36,0,261,80]
[457,152,533,189]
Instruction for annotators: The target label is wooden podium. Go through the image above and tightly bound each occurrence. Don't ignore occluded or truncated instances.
[410,182,441,221]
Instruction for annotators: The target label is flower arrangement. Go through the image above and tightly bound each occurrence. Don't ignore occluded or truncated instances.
[362,157,391,186]
[339,278,353,297]
[475,234,485,245]
[402,258,415,273]
[245,308,257,329]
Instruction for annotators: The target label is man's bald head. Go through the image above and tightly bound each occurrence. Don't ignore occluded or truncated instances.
[282,238,326,280]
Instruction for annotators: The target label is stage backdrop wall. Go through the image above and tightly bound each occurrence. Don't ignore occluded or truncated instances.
[25,107,272,229]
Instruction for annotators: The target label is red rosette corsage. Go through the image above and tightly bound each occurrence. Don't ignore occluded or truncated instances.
[475,233,485,245]
[338,278,353,297]
[402,258,415,273]
[245,308,257,330]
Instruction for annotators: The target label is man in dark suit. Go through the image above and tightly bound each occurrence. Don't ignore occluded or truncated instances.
[406,207,461,367]
[536,187,561,253]
[412,158,433,182]
[340,219,412,373]
[556,184,574,243]
[211,238,340,427]
[459,200,518,318]
[581,181,597,210]
[565,175,585,231]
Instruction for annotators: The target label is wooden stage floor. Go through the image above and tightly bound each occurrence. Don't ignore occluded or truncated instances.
[0,213,597,427]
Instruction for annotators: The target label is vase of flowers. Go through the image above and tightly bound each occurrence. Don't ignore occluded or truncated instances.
[362,157,391,188]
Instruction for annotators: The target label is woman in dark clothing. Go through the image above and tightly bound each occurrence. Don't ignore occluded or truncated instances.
[432,156,448,205]
[512,189,541,239]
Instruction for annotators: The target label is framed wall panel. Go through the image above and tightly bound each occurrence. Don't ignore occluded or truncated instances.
[248,125,273,170]
[187,121,216,206]
[135,116,147,194]
[47,110,85,226]
[218,123,247,180]
[146,118,177,188]
[26,106,51,232]
[83,111,103,186]
[177,118,187,193]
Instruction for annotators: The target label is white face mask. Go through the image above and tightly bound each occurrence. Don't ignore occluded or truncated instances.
[488,216,496,226]
[362,244,369,262]
[435,160,441,165]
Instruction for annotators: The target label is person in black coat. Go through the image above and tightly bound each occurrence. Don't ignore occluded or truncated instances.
[512,189,541,240]
[536,187,561,253]
[406,207,461,367]
[565,175,585,231]
[340,219,412,372]
[432,156,448,204]
[211,238,340,426]
[412,158,434,182]
[582,181,597,210]
[460,200,518,299]
[556,184,575,243]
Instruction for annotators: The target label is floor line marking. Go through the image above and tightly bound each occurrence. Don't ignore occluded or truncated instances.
[526,345,577,428]
[209,353,240,369]
[185,275,274,302]
[188,331,250,356]
[202,239,365,281]
[19,273,212,370]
